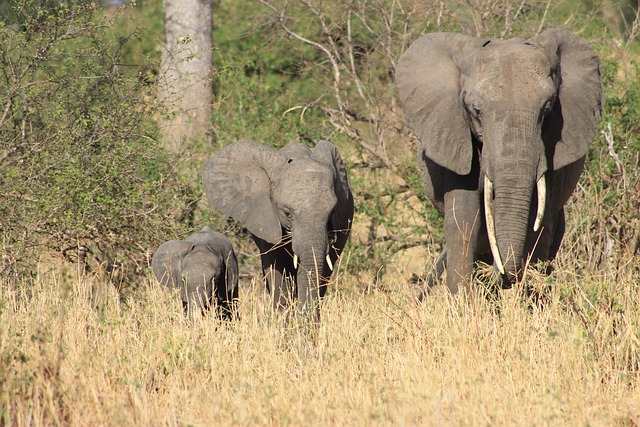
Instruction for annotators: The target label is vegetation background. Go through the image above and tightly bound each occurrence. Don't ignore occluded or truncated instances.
[1,0,639,425]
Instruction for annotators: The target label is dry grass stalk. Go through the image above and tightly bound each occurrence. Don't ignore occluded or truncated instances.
[1,253,639,426]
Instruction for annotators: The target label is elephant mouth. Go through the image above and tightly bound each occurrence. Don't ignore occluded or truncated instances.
[292,247,334,272]
[483,173,546,276]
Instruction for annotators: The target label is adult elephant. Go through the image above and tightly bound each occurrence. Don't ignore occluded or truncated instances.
[152,226,239,319]
[203,140,354,320]
[395,28,604,293]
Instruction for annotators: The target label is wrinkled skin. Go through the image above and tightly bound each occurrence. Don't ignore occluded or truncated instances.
[151,226,239,319]
[396,29,604,294]
[203,140,354,321]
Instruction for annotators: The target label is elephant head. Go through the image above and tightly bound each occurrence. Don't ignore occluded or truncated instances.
[151,226,239,319]
[396,29,604,284]
[202,140,353,318]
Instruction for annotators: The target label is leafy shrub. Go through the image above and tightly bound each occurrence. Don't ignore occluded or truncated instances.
[0,0,195,283]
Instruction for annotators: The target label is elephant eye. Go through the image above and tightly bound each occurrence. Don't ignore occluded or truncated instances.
[542,97,555,115]
[462,91,481,119]
[469,103,481,118]
[283,207,292,218]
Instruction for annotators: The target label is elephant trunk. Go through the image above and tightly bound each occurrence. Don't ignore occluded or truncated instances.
[484,113,546,284]
[182,272,213,316]
[292,229,329,321]
[487,178,533,283]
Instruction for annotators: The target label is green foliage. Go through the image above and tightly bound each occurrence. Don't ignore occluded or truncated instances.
[212,53,329,148]
[599,58,640,151]
[578,53,640,259]
[0,0,194,281]
[212,0,329,148]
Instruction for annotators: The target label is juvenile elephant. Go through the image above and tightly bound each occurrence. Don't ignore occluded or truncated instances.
[203,140,354,320]
[395,29,604,292]
[151,226,239,319]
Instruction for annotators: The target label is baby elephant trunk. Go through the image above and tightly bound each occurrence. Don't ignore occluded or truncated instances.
[181,248,220,316]
[293,235,330,322]
[181,272,212,317]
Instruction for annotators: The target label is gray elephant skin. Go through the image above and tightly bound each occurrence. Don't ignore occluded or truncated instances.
[203,140,354,319]
[151,226,239,319]
[395,28,604,292]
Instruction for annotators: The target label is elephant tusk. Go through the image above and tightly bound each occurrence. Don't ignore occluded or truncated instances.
[326,254,334,272]
[484,175,505,275]
[533,174,546,232]
[293,254,298,270]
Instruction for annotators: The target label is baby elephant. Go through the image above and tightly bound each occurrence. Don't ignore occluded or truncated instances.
[151,226,239,319]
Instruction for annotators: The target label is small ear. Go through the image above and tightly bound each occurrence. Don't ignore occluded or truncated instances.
[311,140,354,234]
[396,32,477,176]
[530,29,604,169]
[202,140,286,243]
[151,240,194,289]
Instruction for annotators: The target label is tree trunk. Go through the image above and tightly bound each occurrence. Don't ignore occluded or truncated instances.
[160,0,213,153]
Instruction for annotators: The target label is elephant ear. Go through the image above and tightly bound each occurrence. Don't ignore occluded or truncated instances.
[396,32,477,176]
[151,240,194,289]
[202,140,286,243]
[311,140,354,233]
[530,28,604,170]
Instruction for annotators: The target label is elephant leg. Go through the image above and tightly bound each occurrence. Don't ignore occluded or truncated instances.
[528,208,565,271]
[261,251,295,311]
[443,189,482,294]
[252,235,296,312]
[185,287,209,318]
[548,208,566,261]
[523,209,565,304]
[267,263,297,311]
[418,246,447,301]
[216,280,238,320]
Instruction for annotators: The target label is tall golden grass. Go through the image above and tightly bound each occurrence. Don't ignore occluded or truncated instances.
[2,238,638,426]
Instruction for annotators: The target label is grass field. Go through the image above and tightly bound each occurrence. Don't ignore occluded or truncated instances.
[2,239,639,426]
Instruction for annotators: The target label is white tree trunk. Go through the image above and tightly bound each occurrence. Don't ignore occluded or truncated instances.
[160,0,213,153]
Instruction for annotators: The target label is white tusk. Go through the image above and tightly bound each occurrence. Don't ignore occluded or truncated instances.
[484,175,505,275]
[533,174,546,232]
[293,254,298,270]
[326,254,334,272]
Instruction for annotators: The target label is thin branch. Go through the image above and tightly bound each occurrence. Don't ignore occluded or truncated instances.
[501,0,527,38]
[536,0,552,35]
[346,6,368,105]
[256,0,344,108]
[601,122,627,190]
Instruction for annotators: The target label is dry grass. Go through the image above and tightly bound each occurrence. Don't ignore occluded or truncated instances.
[1,247,639,426]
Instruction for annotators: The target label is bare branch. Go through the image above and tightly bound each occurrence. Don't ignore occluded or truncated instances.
[601,122,627,190]
[347,7,368,105]
[536,0,552,35]
[256,0,344,108]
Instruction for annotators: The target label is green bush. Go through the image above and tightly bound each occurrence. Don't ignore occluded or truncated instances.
[0,0,194,283]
